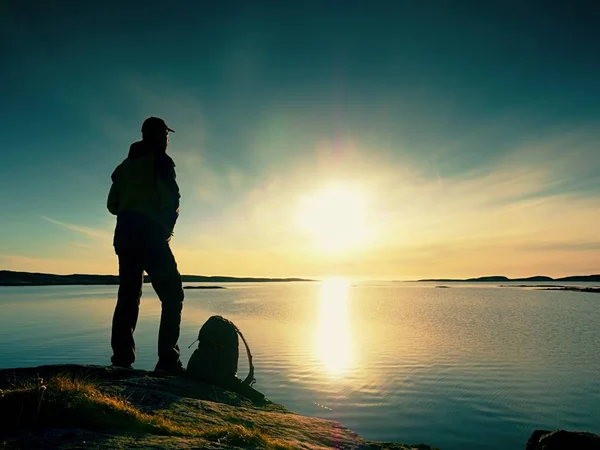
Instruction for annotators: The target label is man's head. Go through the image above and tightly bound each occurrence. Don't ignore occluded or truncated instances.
[141,117,175,150]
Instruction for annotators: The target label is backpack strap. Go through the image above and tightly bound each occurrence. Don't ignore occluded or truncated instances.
[236,327,256,387]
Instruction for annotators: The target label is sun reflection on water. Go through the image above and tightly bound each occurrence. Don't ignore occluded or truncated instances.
[315,278,354,375]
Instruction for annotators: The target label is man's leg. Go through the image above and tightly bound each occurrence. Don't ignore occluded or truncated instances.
[111,249,144,367]
[144,241,184,370]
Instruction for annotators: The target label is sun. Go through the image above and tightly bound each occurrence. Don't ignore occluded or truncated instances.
[296,185,368,252]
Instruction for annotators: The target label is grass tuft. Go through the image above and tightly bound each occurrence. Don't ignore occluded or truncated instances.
[200,425,295,450]
[0,375,170,434]
[0,375,293,449]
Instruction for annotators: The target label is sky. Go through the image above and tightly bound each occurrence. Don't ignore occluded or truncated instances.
[1,0,599,280]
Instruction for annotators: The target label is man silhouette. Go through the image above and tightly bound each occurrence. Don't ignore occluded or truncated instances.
[107,116,184,374]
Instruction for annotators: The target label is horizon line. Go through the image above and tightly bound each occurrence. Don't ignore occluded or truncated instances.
[2,269,600,282]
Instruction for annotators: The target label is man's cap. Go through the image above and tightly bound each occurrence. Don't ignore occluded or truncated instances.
[141,117,175,135]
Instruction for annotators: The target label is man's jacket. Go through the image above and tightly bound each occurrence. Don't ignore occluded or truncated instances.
[107,141,180,245]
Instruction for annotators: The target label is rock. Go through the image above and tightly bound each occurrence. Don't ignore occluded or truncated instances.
[526,429,600,450]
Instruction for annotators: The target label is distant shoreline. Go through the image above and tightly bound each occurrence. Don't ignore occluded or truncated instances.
[3,270,599,286]
[0,270,314,287]
[412,274,600,283]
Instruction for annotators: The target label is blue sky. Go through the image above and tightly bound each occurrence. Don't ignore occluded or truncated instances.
[1,1,599,278]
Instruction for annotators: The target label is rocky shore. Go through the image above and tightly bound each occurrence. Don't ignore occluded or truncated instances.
[1,364,598,449]
[0,364,436,450]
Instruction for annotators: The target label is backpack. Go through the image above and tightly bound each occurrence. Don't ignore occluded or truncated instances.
[186,316,264,401]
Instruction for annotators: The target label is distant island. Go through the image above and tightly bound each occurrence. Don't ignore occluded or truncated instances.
[183,285,226,290]
[497,284,600,294]
[0,270,314,287]
[538,286,600,293]
[414,275,600,283]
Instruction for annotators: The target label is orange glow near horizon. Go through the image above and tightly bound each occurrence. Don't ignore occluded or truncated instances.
[5,130,600,280]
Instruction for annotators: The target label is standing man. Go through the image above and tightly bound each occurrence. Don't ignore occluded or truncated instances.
[107,116,184,374]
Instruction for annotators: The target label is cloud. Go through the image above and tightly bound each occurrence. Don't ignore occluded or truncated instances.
[166,123,600,278]
[0,253,115,275]
[42,216,112,241]
[9,115,599,279]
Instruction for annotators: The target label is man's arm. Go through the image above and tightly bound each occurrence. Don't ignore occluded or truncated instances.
[107,167,120,215]
[156,154,181,230]
[107,184,119,215]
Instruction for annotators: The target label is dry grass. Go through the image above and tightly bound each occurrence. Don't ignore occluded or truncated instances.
[0,375,293,449]
[200,425,294,449]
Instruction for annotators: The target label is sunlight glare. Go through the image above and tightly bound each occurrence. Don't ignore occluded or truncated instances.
[315,277,354,375]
